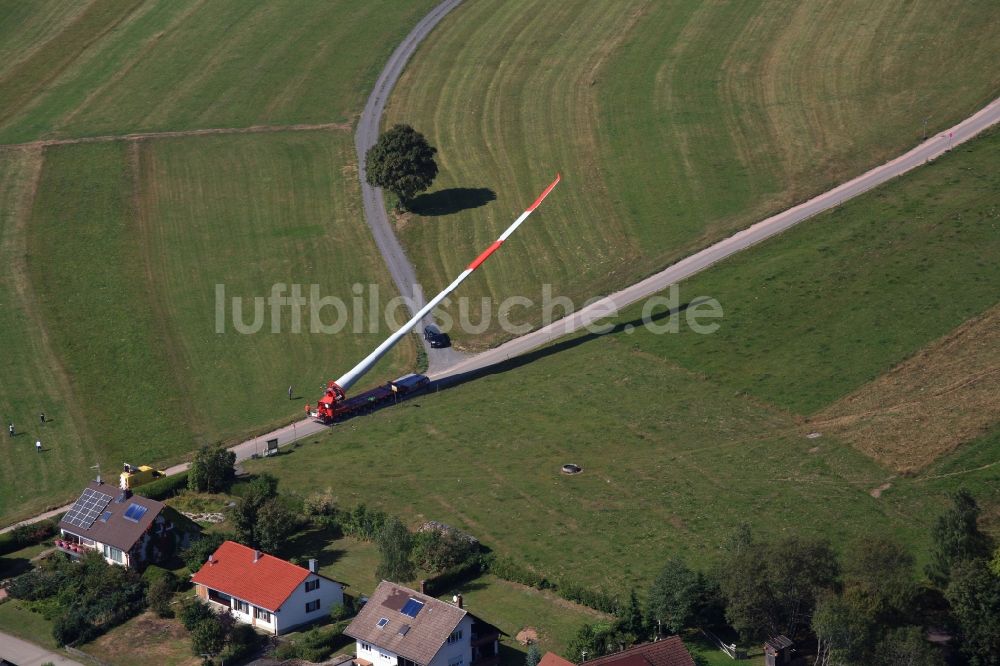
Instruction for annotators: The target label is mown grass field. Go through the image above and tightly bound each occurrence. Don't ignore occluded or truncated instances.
[0,0,438,143]
[0,0,441,526]
[384,0,1000,348]
[0,131,415,525]
[246,130,1000,594]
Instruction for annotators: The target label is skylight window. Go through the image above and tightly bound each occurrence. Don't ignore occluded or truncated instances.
[123,503,148,523]
[377,617,389,629]
[401,598,425,618]
[99,511,112,523]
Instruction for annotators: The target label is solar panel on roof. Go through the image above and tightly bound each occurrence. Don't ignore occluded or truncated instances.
[62,488,113,530]
[400,598,424,618]
[123,503,148,523]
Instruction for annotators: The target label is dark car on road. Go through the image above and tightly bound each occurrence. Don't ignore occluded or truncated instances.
[423,324,451,348]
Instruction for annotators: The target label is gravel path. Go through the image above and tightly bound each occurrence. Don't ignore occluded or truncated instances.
[354,0,468,374]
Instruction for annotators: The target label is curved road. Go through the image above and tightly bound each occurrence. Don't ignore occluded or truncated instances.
[355,0,467,373]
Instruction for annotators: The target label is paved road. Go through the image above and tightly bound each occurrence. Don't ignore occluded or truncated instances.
[433,97,1000,382]
[0,632,81,665]
[354,0,467,374]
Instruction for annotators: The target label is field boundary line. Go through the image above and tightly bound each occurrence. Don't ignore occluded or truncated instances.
[0,121,351,151]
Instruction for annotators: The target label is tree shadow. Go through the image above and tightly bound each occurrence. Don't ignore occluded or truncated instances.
[408,188,497,216]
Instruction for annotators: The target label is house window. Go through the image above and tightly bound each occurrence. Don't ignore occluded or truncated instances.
[376,617,389,629]
[305,600,321,613]
[102,545,124,564]
[234,599,250,615]
[361,643,373,652]
[447,629,463,644]
[254,607,271,622]
[305,579,320,592]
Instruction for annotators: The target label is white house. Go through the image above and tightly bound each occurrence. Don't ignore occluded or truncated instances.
[191,540,345,635]
[56,481,192,568]
[346,581,501,666]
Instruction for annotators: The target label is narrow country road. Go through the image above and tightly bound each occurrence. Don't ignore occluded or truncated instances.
[433,96,1000,382]
[354,0,468,373]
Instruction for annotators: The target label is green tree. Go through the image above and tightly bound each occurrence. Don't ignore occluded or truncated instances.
[147,573,177,618]
[874,627,943,666]
[188,445,236,493]
[525,643,542,666]
[843,537,918,623]
[228,474,279,548]
[812,592,872,666]
[615,589,644,641]
[365,124,438,208]
[946,559,1000,665]
[648,557,718,634]
[191,617,226,657]
[375,516,415,582]
[719,532,839,640]
[255,499,296,555]
[926,489,991,586]
[988,546,1000,578]
[181,533,225,572]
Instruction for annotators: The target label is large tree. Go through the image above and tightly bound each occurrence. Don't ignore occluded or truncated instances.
[375,516,415,582]
[843,537,918,624]
[648,557,718,634]
[946,559,1000,665]
[926,489,992,586]
[812,592,872,666]
[188,445,236,493]
[365,124,438,208]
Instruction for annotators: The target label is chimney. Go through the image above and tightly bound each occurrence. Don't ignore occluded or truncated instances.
[253,550,261,563]
[308,558,317,573]
[420,580,427,594]
[456,594,463,609]
[206,553,213,565]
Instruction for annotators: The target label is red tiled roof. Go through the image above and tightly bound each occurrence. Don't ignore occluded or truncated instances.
[540,653,575,666]
[582,638,694,666]
[191,541,311,611]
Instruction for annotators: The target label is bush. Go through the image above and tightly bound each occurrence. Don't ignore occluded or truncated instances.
[188,446,236,494]
[147,573,177,618]
[414,529,478,574]
[304,489,338,517]
[190,617,226,657]
[134,472,189,501]
[179,599,216,631]
[486,555,549,589]
[225,623,261,661]
[424,557,484,597]
[0,520,57,556]
[274,625,347,662]
[181,533,225,572]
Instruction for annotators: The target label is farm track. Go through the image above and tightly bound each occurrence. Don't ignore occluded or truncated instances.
[0,121,351,151]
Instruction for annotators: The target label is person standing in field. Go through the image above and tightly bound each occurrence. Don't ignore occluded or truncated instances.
[8,422,13,437]
[288,385,293,400]
[35,440,41,453]
[39,412,45,425]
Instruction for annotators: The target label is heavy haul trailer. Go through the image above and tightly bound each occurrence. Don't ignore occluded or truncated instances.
[312,373,429,421]
[309,175,561,424]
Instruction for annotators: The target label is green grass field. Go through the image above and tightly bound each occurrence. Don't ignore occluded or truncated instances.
[245,129,1000,594]
[0,131,415,525]
[384,0,1000,348]
[0,0,442,526]
[0,0,438,143]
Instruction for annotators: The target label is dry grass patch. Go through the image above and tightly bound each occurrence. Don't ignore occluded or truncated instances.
[82,610,200,666]
[811,304,1000,472]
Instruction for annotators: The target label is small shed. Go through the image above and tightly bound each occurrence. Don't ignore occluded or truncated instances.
[764,635,794,666]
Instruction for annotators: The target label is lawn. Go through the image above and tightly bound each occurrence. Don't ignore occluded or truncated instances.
[81,609,200,666]
[245,336,927,593]
[383,0,1000,348]
[0,131,415,526]
[0,598,58,650]
[623,127,1000,416]
[0,0,439,143]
